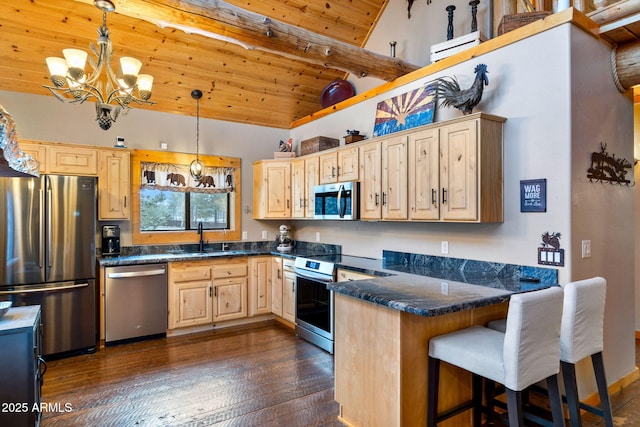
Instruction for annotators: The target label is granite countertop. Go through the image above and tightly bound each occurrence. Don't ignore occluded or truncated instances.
[324,253,557,317]
[98,244,557,318]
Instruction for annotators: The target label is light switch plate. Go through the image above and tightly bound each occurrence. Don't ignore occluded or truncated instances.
[581,240,591,258]
[242,231,248,240]
[261,230,268,240]
[441,241,449,254]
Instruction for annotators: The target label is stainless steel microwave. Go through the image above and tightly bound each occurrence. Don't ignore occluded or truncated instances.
[314,181,359,220]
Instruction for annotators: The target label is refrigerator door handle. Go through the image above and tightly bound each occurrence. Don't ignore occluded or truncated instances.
[46,176,53,276]
[39,187,44,269]
[0,282,89,294]
[107,269,167,279]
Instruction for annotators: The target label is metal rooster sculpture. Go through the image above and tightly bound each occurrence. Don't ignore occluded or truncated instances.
[435,63,489,115]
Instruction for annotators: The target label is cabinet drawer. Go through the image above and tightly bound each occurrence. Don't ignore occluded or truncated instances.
[213,263,248,279]
[337,269,374,282]
[172,266,211,282]
[47,146,98,175]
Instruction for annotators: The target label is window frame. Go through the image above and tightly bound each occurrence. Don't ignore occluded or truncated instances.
[131,149,241,245]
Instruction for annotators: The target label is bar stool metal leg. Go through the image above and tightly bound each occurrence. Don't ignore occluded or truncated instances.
[427,356,440,427]
[592,352,614,427]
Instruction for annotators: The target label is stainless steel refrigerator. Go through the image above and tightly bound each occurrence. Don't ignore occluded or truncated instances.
[0,175,97,356]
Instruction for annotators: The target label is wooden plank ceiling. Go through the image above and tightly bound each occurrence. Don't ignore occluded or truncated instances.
[0,0,392,129]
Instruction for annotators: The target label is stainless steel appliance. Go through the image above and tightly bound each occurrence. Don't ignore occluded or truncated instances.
[294,256,336,354]
[313,181,359,220]
[101,225,121,256]
[0,175,97,356]
[104,263,168,343]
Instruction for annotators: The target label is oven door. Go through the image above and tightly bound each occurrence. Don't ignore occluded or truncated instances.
[294,270,334,353]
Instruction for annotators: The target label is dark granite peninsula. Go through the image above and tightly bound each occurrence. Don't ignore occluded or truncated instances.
[328,251,557,427]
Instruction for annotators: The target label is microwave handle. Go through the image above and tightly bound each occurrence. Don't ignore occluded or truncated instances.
[338,184,346,218]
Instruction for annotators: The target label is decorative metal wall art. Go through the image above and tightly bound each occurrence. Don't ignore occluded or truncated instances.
[538,232,564,267]
[373,84,436,137]
[587,142,632,185]
[434,63,488,115]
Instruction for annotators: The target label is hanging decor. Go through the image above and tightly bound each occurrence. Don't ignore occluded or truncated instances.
[189,89,205,180]
[373,83,436,137]
[141,162,234,194]
[587,142,633,185]
[43,0,155,130]
[538,232,564,267]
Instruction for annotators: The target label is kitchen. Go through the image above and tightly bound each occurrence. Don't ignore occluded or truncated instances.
[1,0,639,426]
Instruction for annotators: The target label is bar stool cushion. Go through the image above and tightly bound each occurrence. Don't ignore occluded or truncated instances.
[429,286,563,391]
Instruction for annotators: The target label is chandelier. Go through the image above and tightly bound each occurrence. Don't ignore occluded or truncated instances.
[43,0,155,130]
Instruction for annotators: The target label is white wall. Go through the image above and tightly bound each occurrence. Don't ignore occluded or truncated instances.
[290,23,636,392]
[0,90,288,245]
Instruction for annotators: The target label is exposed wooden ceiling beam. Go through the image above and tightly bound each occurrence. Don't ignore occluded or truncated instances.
[73,0,420,81]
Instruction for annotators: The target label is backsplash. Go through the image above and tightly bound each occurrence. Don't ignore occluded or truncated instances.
[382,250,558,284]
[114,240,341,256]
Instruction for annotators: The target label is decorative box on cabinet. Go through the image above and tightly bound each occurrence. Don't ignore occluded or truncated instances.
[0,305,43,427]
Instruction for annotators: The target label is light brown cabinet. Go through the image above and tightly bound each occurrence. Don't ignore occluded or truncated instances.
[248,256,272,317]
[271,257,284,317]
[408,113,505,222]
[291,156,320,219]
[337,268,375,282]
[168,259,249,330]
[47,145,98,175]
[283,268,296,323]
[359,135,408,220]
[253,160,291,219]
[318,146,359,184]
[98,150,130,220]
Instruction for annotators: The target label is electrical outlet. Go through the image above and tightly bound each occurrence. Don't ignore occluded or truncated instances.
[581,240,591,258]
[316,232,321,242]
[261,230,268,240]
[441,241,449,254]
[242,231,248,241]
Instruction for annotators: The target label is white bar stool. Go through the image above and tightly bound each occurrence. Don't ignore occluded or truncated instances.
[427,286,565,427]
[487,277,613,427]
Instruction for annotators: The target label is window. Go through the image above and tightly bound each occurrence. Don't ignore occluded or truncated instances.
[131,150,241,245]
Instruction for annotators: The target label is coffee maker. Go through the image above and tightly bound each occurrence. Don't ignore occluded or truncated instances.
[101,225,121,256]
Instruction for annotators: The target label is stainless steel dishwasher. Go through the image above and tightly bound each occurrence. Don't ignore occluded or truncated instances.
[104,263,168,344]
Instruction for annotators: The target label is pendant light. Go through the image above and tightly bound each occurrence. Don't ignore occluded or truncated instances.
[190,89,204,180]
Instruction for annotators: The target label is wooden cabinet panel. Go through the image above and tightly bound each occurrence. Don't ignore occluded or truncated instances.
[282,271,296,323]
[47,145,98,175]
[213,278,247,322]
[98,150,131,220]
[174,281,213,327]
[271,257,283,317]
[381,136,408,220]
[253,160,291,218]
[337,269,375,282]
[319,146,359,184]
[19,142,47,173]
[359,141,382,220]
[212,262,248,279]
[291,159,306,218]
[249,257,272,317]
[304,156,319,218]
[319,152,338,184]
[408,128,440,220]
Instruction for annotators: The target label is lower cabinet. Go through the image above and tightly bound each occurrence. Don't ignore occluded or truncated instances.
[168,258,248,330]
[271,257,284,317]
[249,256,272,317]
[0,305,43,427]
[282,260,296,323]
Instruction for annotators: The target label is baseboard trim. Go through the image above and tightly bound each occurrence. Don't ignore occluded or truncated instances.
[582,366,640,407]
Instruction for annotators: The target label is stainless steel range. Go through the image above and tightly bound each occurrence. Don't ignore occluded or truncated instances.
[294,256,337,354]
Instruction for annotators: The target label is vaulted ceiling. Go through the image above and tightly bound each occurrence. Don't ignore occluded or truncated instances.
[1,0,639,130]
[1,0,402,129]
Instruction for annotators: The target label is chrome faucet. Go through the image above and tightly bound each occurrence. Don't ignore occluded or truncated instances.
[197,222,204,252]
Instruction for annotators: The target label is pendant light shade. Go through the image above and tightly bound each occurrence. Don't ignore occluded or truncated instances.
[190,89,204,180]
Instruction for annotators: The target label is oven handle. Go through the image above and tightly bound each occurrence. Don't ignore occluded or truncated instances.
[294,269,334,283]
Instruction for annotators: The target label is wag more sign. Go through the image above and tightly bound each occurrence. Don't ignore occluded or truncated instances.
[520,179,546,212]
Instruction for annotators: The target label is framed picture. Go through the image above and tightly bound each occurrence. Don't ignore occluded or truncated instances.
[520,179,546,212]
[373,84,436,137]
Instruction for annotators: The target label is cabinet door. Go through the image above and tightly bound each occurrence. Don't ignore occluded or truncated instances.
[173,281,213,328]
[382,135,408,220]
[359,142,382,220]
[213,278,248,322]
[98,150,131,220]
[337,269,374,282]
[337,146,359,181]
[409,128,440,220]
[271,257,283,317]
[282,271,296,323]
[319,152,338,184]
[253,161,291,219]
[304,156,319,218]
[291,159,305,218]
[440,119,478,221]
[19,142,48,173]
[249,257,272,316]
[47,145,98,175]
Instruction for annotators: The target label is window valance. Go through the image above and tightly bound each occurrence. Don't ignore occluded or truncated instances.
[141,162,234,194]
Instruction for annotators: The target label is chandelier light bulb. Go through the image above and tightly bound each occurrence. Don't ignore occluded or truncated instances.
[62,49,88,70]
[45,58,68,87]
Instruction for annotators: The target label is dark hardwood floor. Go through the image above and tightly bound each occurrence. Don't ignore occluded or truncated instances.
[41,321,341,426]
[41,321,640,427]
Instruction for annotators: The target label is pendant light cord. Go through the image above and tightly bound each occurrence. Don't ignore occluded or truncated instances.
[196,96,200,162]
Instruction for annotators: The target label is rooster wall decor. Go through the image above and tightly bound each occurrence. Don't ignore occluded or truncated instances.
[435,63,489,115]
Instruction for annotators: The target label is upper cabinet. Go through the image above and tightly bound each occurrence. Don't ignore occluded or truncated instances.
[408,114,505,222]
[291,156,320,219]
[98,150,131,220]
[253,160,292,219]
[319,146,359,184]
